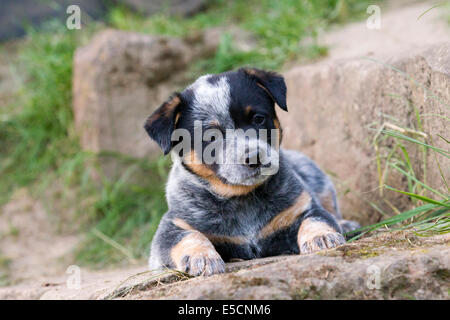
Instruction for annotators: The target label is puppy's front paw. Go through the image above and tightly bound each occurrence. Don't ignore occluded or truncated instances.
[298,218,345,254]
[171,231,225,276]
[299,232,345,254]
[180,251,225,276]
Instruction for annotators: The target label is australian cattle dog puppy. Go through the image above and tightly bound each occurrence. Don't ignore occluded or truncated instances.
[144,68,360,276]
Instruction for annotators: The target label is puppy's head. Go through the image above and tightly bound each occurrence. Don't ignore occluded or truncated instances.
[144,68,287,193]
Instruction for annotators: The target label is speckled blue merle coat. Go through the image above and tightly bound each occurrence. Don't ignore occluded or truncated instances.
[144,68,360,276]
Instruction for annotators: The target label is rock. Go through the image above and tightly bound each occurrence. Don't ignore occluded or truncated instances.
[204,26,259,52]
[279,2,450,224]
[1,231,447,300]
[116,0,207,17]
[281,43,450,224]
[72,29,217,164]
[113,232,449,300]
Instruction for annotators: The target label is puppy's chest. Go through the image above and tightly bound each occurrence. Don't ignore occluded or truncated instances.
[196,198,301,260]
[198,193,297,239]
[216,203,272,237]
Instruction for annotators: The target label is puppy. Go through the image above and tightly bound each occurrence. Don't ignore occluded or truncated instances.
[144,68,360,276]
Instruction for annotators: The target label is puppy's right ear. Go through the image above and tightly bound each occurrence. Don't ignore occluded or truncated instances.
[144,93,182,155]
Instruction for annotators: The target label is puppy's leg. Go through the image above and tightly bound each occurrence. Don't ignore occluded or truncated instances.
[171,229,225,276]
[297,208,345,254]
[150,216,225,276]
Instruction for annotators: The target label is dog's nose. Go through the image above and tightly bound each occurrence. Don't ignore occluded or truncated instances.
[244,150,261,168]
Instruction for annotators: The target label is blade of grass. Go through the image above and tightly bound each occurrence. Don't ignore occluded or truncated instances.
[91,228,138,264]
[349,202,438,236]
[417,2,448,20]
[389,163,447,199]
[384,185,450,207]
[381,130,449,158]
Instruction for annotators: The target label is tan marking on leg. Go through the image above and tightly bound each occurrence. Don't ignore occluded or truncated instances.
[170,232,215,264]
[173,218,194,231]
[206,233,247,245]
[170,231,224,276]
[297,218,345,254]
[273,117,282,144]
[173,218,247,245]
[185,151,262,197]
[258,192,312,238]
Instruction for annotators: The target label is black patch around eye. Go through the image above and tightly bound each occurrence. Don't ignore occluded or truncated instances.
[252,114,266,125]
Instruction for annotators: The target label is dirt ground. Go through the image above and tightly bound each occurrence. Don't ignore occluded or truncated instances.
[0,189,79,286]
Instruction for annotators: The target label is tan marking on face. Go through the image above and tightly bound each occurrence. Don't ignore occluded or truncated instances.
[174,112,181,127]
[209,120,220,127]
[273,117,282,144]
[319,191,337,216]
[244,68,258,76]
[273,118,280,130]
[170,231,219,270]
[208,180,262,197]
[258,192,312,238]
[184,151,262,197]
[245,105,252,116]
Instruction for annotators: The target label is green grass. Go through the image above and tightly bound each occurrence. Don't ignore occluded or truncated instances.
[347,77,449,241]
[74,155,170,267]
[0,22,170,267]
[0,252,11,286]
[0,24,78,202]
[109,0,377,72]
[0,1,382,268]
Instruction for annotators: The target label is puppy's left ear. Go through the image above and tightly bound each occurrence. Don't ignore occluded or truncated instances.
[242,67,287,111]
[144,93,182,155]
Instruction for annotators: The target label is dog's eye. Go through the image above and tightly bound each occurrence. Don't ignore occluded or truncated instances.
[252,114,266,125]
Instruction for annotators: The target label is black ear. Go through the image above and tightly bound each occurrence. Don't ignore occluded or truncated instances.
[242,67,287,111]
[144,93,182,155]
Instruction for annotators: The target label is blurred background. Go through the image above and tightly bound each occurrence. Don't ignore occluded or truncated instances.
[0,0,448,293]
